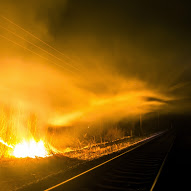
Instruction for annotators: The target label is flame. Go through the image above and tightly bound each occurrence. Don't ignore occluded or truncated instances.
[0,138,13,149]
[12,139,48,158]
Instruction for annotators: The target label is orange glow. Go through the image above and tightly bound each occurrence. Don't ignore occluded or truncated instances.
[49,90,169,126]
[12,139,48,158]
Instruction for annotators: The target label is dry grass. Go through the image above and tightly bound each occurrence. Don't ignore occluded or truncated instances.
[55,135,147,160]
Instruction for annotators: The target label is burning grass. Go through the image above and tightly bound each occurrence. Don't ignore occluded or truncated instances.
[12,139,48,158]
[0,106,134,160]
[0,105,52,158]
[52,135,151,160]
[0,138,50,158]
[0,132,161,191]
[0,102,164,190]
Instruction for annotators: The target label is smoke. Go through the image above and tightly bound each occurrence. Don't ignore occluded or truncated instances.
[0,0,190,150]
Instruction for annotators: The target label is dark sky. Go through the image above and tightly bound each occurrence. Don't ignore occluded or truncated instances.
[41,0,191,83]
[42,0,191,113]
[0,0,191,125]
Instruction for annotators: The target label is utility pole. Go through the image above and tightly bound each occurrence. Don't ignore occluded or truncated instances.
[157,112,160,129]
[140,113,143,135]
[131,120,134,137]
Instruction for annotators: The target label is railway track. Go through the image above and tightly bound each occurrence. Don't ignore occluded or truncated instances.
[19,130,175,191]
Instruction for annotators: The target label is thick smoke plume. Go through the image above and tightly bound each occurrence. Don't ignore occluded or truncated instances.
[0,1,190,151]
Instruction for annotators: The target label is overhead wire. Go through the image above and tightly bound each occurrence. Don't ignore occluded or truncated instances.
[0,33,75,74]
[0,24,81,72]
[1,16,75,63]
[0,15,86,75]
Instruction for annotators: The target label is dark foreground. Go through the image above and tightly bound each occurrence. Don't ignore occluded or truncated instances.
[2,119,190,191]
[154,118,191,191]
[24,130,174,191]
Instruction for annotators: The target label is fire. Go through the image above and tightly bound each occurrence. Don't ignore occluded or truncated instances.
[0,105,51,158]
[0,138,13,149]
[13,139,48,158]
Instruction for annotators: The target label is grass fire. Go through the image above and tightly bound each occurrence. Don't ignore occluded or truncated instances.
[0,105,50,158]
[1,0,190,190]
[0,137,48,158]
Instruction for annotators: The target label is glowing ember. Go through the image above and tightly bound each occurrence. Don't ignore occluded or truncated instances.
[13,139,48,158]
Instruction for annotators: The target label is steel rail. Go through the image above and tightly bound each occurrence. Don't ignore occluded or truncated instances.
[44,131,165,191]
[150,135,176,191]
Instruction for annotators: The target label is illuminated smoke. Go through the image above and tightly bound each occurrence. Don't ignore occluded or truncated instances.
[0,1,189,157]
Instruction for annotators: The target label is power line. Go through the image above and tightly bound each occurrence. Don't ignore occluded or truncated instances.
[0,15,82,72]
[0,33,75,74]
[0,24,81,72]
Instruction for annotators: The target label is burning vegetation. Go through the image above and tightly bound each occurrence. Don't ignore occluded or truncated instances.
[0,3,175,160]
[0,1,190,190]
[0,105,50,158]
[0,100,168,160]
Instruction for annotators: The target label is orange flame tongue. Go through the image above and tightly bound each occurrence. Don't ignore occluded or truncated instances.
[13,139,48,158]
[0,139,13,149]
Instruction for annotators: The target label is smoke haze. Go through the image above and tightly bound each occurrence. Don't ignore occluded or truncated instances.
[0,1,191,147]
